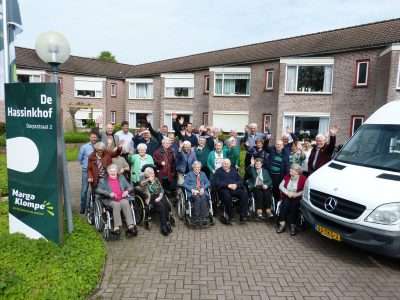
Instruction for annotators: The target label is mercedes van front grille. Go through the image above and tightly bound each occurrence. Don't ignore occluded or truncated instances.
[309,189,366,220]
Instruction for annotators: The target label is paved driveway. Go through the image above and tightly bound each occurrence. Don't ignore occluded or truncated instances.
[69,162,400,300]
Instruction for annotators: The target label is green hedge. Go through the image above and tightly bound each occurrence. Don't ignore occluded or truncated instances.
[0,202,106,299]
[64,132,89,144]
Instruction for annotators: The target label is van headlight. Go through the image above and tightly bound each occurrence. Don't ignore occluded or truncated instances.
[302,179,310,202]
[365,203,400,225]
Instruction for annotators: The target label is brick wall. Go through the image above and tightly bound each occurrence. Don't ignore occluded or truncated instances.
[125,77,162,128]
[59,74,106,131]
[276,49,385,144]
[105,79,125,126]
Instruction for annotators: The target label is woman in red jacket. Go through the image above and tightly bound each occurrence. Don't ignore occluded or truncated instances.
[276,164,307,236]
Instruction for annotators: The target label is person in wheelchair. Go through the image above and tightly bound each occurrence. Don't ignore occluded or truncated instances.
[183,161,211,226]
[246,157,273,220]
[214,159,248,225]
[140,167,173,236]
[96,164,138,237]
[276,163,307,236]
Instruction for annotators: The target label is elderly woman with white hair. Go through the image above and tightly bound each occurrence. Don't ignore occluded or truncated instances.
[183,161,211,225]
[96,164,138,236]
[140,166,173,236]
[88,141,122,187]
[128,143,154,184]
[276,163,307,236]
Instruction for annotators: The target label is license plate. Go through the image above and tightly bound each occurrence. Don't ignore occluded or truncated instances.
[315,224,341,242]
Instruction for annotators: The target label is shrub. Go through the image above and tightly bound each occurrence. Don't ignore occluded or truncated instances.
[0,123,5,135]
[64,132,89,144]
[0,202,106,299]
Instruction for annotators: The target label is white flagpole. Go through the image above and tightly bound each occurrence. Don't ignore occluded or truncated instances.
[2,0,9,83]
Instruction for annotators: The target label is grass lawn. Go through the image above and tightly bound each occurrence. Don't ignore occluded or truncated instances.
[66,145,79,161]
[0,202,106,299]
[0,154,7,197]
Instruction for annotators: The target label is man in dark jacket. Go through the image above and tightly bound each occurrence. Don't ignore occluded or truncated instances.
[134,129,160,156]
[214,159,248,224]
[266,139,290,203]
[308,126,338,174]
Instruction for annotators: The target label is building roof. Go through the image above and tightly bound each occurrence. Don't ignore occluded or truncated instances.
[16,18,400,79]
[16,47,133,79]
[126,18,400,77]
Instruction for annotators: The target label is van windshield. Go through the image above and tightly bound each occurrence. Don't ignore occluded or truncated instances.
[336,124,400,172]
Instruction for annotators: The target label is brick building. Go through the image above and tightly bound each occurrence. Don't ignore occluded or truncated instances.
[2,18,400,144]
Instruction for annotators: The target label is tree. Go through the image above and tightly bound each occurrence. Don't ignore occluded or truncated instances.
[97,51,117,63]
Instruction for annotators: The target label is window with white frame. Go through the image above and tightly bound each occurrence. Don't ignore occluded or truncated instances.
[213,68,251,96]
[351,116,364,136]
[164,112,192,129]
[111,111,116,124]
[283,113,330,139]
[397,57,400,90]
[204,75,210,93]
[265,69,274,90]
[74,77,104,98]
[111,83,117,97]
[163,74,194,98]
[283,58,333,94]
[17,69,44,83]
[355,60,369,87]
[128,112,153,129]
[128,79,154,99]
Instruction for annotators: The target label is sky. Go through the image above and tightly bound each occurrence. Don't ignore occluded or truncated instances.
[15,0,400,65]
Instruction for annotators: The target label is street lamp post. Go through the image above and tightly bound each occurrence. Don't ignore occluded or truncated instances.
[35,32,74,233]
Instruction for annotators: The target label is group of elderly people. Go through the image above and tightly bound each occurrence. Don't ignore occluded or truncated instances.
[79,113,338,237]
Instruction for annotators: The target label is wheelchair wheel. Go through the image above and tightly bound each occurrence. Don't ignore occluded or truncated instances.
[103,227,110,240]
[133,194,145,225]
[86,185,94,225]
[94,198,104,232]
[176,188,185,220]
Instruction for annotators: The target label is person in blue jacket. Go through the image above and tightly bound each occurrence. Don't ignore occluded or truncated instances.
[183,161,211,225]
[175,141,197,185]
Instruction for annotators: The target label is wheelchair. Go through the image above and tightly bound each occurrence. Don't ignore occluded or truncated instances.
[85,183,96,226]
[211,185,250,224]
[93,193,139,241]
[244,183,277,221]
[176,185,214,227]
[274,198,306,231]
[138,164,176,231]
[141,193,175,231]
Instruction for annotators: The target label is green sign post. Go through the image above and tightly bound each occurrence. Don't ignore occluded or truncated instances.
[5,82,63,244]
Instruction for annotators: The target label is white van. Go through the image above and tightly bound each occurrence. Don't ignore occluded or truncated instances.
[301,100,400,258]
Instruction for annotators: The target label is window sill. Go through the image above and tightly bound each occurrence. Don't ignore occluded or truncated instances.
[354,84,368,88]
[128,98,154,100]
[74,96,103,99]
[264,88,274,92]
[213,94,250,97]
[164,97,194,99]
[284,92,332,95]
